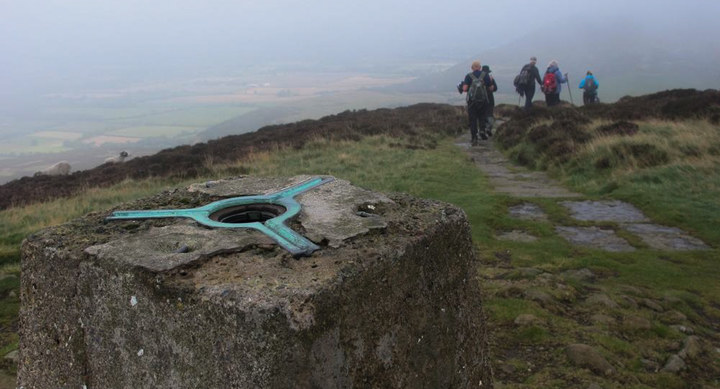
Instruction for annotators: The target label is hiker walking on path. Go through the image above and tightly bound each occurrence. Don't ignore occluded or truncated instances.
[514,56,543,110]
[542,60,567,107]
[482,65,498,136]
[579,71,599,105]
[462,60,493,145]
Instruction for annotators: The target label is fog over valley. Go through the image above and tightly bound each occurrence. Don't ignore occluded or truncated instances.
[1,0,718,183]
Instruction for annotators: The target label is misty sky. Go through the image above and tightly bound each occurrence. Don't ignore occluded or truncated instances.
[1,0,719,99]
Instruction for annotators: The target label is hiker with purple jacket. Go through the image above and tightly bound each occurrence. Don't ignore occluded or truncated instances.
[542,60,567,107]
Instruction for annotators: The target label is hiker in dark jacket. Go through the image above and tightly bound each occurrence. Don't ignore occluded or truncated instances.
[517,56,543,110]
[579,71,599,105]
[482,65,498,135]
[543,60,567,107]
[462,61,493,145]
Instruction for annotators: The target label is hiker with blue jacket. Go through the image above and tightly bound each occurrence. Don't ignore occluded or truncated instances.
[462,60,493,145]
[579,71,599,105]
[542,60,567,107]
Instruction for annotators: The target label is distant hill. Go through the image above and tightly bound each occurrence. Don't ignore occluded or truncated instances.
[398,19,720,103]
[2,88,719,210]
[0,104,465,210]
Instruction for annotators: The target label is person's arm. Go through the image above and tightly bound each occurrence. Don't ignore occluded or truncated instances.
[533,67,543,85]
[579,78,586,89]
[484,74,494,91]
[557,70,567,84]
[594,78,599,88]
[491,78,498,92]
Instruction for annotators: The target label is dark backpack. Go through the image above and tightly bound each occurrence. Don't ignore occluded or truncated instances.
[583,77,597,93]
[466,71,489,105]
[542,71,557,94]
[513,65,532,88]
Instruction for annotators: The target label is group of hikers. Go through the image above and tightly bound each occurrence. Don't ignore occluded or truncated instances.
[459,56,599,146]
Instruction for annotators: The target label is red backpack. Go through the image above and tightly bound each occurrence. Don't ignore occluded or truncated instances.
[542,71,557,94]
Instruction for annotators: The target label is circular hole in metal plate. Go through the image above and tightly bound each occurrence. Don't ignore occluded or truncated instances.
[209,203,286,224]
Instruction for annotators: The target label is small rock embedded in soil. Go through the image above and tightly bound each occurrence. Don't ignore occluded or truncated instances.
[661,310,688,324]
[622,316,652,331]
[590,314,615,326]
[4,350,18,364]
[561,268,596,282]
[639,298,664,312]
[662,354,686,373]
[566,344,616,376]
[678,336,702,360]
[585,294,619,309]
[640,358,660,372]
[670,325,694,334]
[524,289,555,306]
[514,314,539,326]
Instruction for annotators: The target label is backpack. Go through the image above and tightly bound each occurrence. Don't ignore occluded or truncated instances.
[466,71,489,105]
[513,65,532,88]
[542,71,557,94]
[583,77,597,93]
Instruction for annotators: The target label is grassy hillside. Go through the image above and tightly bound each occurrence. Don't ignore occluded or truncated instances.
[1,92,719,387]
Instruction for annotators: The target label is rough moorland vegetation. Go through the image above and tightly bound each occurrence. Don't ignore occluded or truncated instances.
[1,89,718,387]
[0,104,466,210]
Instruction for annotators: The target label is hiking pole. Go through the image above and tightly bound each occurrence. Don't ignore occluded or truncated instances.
[565,73,574,105]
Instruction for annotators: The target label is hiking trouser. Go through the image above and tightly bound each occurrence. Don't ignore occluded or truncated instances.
[545,93,560,106]
[583,91,598,105]
[523,86,536,109]
[467,102,488,143]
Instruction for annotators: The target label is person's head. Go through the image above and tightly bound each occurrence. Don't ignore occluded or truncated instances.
[548,60,558,68]
[586,70,593,76]
[471,61,481,71]
[482,65,491,73]
[530,56,537,65]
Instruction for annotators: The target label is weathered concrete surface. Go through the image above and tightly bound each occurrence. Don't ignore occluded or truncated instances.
[19,176,492,388]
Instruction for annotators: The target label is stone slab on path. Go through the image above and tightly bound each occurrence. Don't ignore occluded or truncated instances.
[561,200,650,223]
[556,226,636,252]
[457,134,581,198]
[508,203,548,221]
[496,230,539,243]
[622,223,710,251]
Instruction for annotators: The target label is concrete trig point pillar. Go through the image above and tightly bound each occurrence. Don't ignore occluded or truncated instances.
[19,175,493,388]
